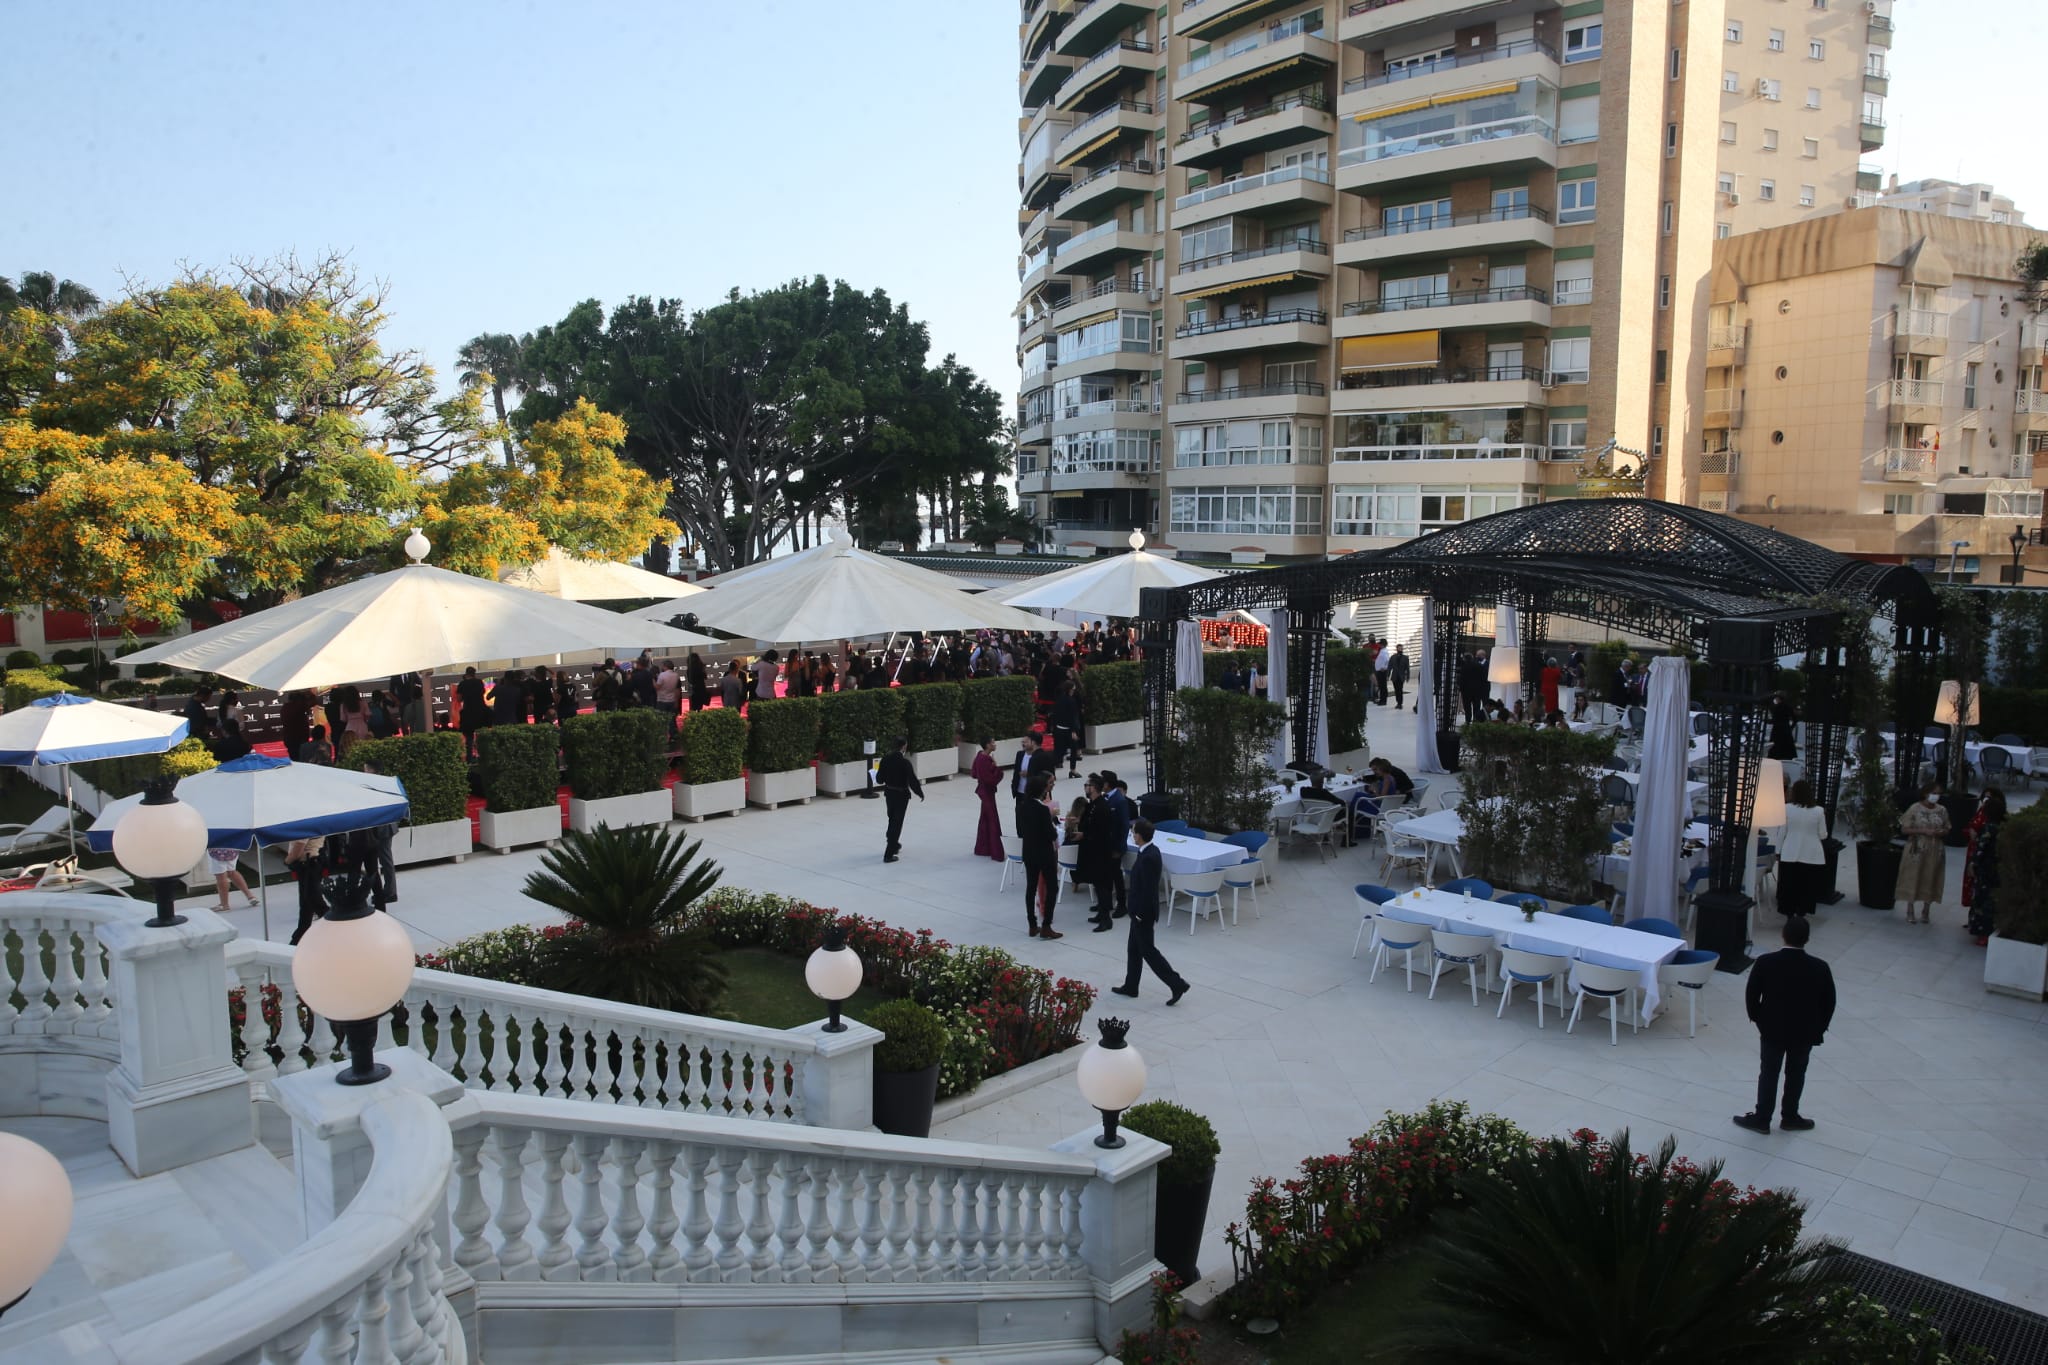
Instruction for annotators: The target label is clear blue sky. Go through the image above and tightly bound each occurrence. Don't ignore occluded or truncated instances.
[7,1,2044,420]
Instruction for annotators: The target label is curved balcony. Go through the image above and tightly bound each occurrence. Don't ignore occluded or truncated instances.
[1058,0,1154,56]
[1173,239,1332,298]
[1056,99,1154,168]
[1049,337,1159,380]
[1177,25,1336,105]
[1336,284,1550,337]
[1330,440,1547,486]
[1342,38,1557,98]
[1053,218,1157,274]
[1336,203,1553,269]
[1340,40,1560,128]
[1054,278,1157,327]
[1054,158,1158,222]
[1173,90,1335,169]
[1336,113,1558,194]
[1333,363,1548,412]
[1055,38,1154,107]
[1172,163,1332,227]
[1168,379,1329,423]
[1340,0,1519,47]
[1021,44,1076,109]
[1173,307,1331,359]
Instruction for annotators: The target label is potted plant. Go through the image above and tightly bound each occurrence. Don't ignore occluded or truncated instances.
[1986,800,2048,999]
[1519,898,1542,922]
[957,675,1038,772]
[473,723,562,853]
[673,705,746,820]
[562,709,671,832]
[744,696,821,808]
[346,732,472,864]
[1156,687,1283,833]
[1080,660,1145,752]
[1118,1100,1220,1287]
[816,688,904,797]
[899,682,963,781]
[865,998,946,1138]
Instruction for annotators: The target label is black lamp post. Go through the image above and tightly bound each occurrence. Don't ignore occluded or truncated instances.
[2008,524,2029,585]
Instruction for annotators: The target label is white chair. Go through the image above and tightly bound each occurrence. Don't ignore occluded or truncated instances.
[1166,868,1227,934]
[998,835,1026,892]
[1368,911,1434,991]
[1351,887,1397,958]
[1428,927,1495,1006]
[1567,961,1644,1046]
[1657,951,1720,1037]
[1056,842,1082,906]
[1496,948,1570,1028]
[0,807,73,859]
[1379,812,1429,883]
[1284,802,1343,860]
[1221,857,1261,922]
[1435,789,1462,811]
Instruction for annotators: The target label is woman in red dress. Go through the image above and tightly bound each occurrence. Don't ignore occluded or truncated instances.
[971,736,1006,861]
[1540,656,1563,717]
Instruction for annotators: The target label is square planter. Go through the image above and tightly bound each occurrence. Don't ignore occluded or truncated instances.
[569,789,672,833]
[817,759,873,797]
[912,747,955,781]
[672,778,745,822]
[477,804,562,854]
[746,767,816,809]
[1084,719,1144,753]
[958,737,1031,774]
[389,817,473,866]
[1984,934,2048,1000]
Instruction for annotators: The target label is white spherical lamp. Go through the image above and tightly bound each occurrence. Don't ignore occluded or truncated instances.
[1076,1017,1147,1149]
[292,869,416,1085]
[403,527,431,563]
[804,923,865,1032]
[0,1132,73,1316]
[111,777,210,928]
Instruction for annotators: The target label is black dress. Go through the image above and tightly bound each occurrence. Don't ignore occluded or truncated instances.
[1968,818,2001,938]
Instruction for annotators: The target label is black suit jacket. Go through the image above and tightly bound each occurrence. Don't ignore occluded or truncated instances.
[1126,843,1163,923]
[1745,947,1836,1048]
[1016,796,1059,865]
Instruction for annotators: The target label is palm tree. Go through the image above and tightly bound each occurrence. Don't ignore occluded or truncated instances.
[1388,1130,1847,1363]
[522,824,729,1013]
[456,331,526,464]
[0,271,100,318]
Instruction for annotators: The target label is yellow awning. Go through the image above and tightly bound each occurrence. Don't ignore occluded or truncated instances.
[1057,129,1123,167]
[1354,80,1523,121]
[1061,309,1118,330]
[1340,330,1441,371]
[1186,55,1313,99]
[1051,489,1087,499]
[1182,271,1301,301]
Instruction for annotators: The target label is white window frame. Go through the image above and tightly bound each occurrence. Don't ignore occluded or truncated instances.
[1808,39,1826,60]
[1557,178,1597,225]
[1802,137,1819,159]
[1726,20,1743,43]
[1564,20,1603,62]
[1759,179,1776,202]
[1767,29,1785,52]
[1720,121,1737,143]
[1799,184,1816,207]
[1762,127,1778,151]
[1548,337,1591,384]
[1553,258,1593,306]
[1805,87,1822,109]
[1723,70,1741,93]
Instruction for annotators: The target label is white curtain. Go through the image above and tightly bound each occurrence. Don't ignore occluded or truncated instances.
[1416,597,1444,773]
[1174,619,1204,693]
[1493,599,1520,705]
[1260,607,1290,772]
[1627,655,1691,917]
[1314,687,1330,768]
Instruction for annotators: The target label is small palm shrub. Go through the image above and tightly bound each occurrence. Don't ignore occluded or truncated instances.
[521,824,729,1014]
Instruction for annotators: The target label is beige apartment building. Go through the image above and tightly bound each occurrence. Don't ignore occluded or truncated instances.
[1873,177,2029,228]
[1013,0,1899,560]
[1690,207,2047,584]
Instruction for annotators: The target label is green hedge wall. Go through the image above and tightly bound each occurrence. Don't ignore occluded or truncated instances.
[3,668,78,711]
[1079,661,1143,726]
[1157,686,1285,832]
[346,731,469,826]
[817,688,905,765]
[1200,649,1267,688]
[560,710,669,800]
[678,706,747,785]
[474,724,561,813]
[899,682,963,752]
[960,675,1038,743]
[76,737,220,800]
[745,697,822,774]
[1325,647,1372,753]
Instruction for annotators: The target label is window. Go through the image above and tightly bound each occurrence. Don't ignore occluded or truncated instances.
[1664,122,1677,157]
[1560,96,1599,145]
[1382,198,1453,232]
[1052,428,1157,475]
[1767,28,1785,51]
[1762,127,1778,151]
[1263,360,1315,388]
[1558,178,1597,224]
[1380,272,1449,307]
[1652,425,1664,457]
[1179,216,1238,265]
[1491,186,1529,214]
[1723,70,1741,93]
[1808,39,1825,59]
[1760,77,1781,101]
[1799,183,1816,207]
[1805,87,1822,108]
[1659,274,1672,309]
[1548,419,1589,454]
[1654,350,1669,385]
[1802,137,1819,158]
[1718,171,1737,195]
[1882,493,1916,515]
[1548,337,1591,384]
[1554,258,1593,306]
[1863,95,1884,123]
[1726,20,1743,42]
[1812,0,1827,8]
[1169,485,1324,536]
[1329,485,1530,539]
[1662,200,1674,234]
[1720,120,1737,143]
[1965,362,1980,408]
[1716,222,1732,240]
[1489,263,1527,292]
[1669,47,1681,80]
[1564,21,1602,62]
[1171,421,1315,468]
[1759,179,1776,201]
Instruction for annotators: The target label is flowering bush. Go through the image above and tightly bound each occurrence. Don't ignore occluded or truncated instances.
[1555,1125,1803,1254]
[413,922,569,988]
[1799,1287,1993,1364]
[1112,1272,1202,1365]
[225,982,286,1065]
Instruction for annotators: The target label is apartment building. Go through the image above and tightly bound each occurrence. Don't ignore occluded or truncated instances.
[1690,207,2047,584]
[1013,0,1893,560]
[1873,177,2029,228]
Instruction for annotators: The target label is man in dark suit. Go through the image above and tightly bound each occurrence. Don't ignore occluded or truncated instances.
[1109,820,1189,1004]
[1734,916,1836,1133]
[875,735,923,863]
[1099,770,1132,919]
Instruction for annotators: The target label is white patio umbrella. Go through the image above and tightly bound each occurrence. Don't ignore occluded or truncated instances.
[1626,656,1692,918]
[990,530,1219,618]
[499,546,706,602]
[696,537,981,592]
[0,694,190,855]
[123,530,717,692]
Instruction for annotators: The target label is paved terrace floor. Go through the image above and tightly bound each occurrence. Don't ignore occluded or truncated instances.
[171,704,2048,1315]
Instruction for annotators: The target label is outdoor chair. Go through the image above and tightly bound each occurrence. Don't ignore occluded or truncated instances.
[0,808,74,860]
[1429,927,1495,1006]
[1435,789,1462,811]
[1439,877,1494,899]
[1378,812,1430,884]
[1924,724,1948,740]
[1284,802,1343,861]
[1348,791,1404,846]
[1691,713,1716,736]
[1153,820,1191,838]
[1352,883,1399,958]
[1993,732,2028,747]
[1600,775,1636,818]
[1559,904,1612,925]
[1659,949,1720,1037]
[1165,868,1227,934]
[1567,961,1644,1046]
[1496,892,1547,913]
[1979,746,2018,790]
[1623,916,1684,940]
[1221,830,1274,884]
[997,835,1027,892]
[1222,857,1262,922]
[1056,843,1083,906]
[1496,947,1571,1027]
[1367,910,1435,991]
[1627,705,1647,737]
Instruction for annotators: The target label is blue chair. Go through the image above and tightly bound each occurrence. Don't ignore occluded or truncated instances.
[1660,949,1720,1037]
[1495,892,1547,912]
[1153,820,1190,837]
[1497,947,1571,1028]
[1560,904,1612,925]
[1439,878,1494,900]
[1429,925,1496,1006]
[1183,828,1210,842]
[1223,830,1273,885]
[1352,884,1398,958]
[1624,916,1684,940]
[1613,821,1635,836]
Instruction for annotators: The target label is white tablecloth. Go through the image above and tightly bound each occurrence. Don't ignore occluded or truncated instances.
[1392,807,1467,878]
[1597,822,1712,899]
[1920,737,2034,776]
[1602,769,1708,802]
[1377,887,1684,1018]
[1138,832,1246,876]
[1267,773,1365,824]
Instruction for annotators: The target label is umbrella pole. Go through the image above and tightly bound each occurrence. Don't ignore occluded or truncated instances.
[258,848,270,941]
[63,767,77,859]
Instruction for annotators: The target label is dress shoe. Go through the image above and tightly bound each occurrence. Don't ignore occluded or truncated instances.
[1731,1112,1771,1134]
[1779,1115,1815,1131]
[1113,910,1128,919]
[1091,920,1114,933]
[1040,928,1063,940]
[883,853,899,863]
[1110,985,1138,998]
[1026,924,1040,937]
[1167,983,1189,1006]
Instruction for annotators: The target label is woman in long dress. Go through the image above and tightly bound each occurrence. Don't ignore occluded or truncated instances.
[1965,788,2006,945]
[1895,782,1951,924]
[970,737,1005,862]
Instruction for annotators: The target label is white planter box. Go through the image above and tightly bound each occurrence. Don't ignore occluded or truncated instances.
[816,758,873,797]
[913,747,955,781]
[1084,719,1144,753]
[672,778,745,822]
[956,736,1031,774]
[390,817,473,866]
[477,804,561,854]
[746,767,816,808]
[569,789,672,833]
[1984,935,2048,1000]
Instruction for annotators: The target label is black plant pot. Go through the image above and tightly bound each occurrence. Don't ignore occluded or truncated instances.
[1152,1166,1216,1288]
[1939,792,1976,848]
[1435,729,1461,772]
[872,1063,940,1138]
[1818,836,1844,905]
[1856,840,1902,910]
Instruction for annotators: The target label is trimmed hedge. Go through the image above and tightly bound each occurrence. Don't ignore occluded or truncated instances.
[474,724,561,813]
[678,705,746,785]
[899,682,963,753]
[3,669,78,711]
[76,737,220,800]
[5,649,42,669]
[1325,647,1373,753]
[1201,648,1267,688]
[1079,661,1143,726]
[745,697,821,774]
[561,709,669,800]
[346,731,469,826]
[1120,1100,1221,1187]
[1977,686,2042,744]
[817,687,905,764]
[960,675,1038,743]
[866,999,947,1073]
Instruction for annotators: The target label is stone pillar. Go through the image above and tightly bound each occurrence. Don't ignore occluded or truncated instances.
[98,908,254,1176]
[1051,1126,1170,1350]
[789,1018,883,1131]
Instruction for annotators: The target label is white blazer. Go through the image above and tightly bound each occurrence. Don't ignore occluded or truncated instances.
[1778,802,1830,865]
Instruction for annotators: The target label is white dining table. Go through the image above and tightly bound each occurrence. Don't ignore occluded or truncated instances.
[1597,821,1713,896]
[1919,736,2034,776]
[1375,887,1684,1019]
[1391,807,1467,879]
[1601,769,1709,803]
[1266,772,1365,822]
[1137,832,1246,876]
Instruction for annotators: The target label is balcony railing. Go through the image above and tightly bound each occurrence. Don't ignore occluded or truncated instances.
[1333,442,1546,462]
[1343,39,1559,94]
[1874,446,1934,482]
[1179,90,1331,144]
[1709,325,1748,350]
[1897,308,1949,338]
[1071,274,1152,302]
[1705,388,1740,415]
[1179,11,1326,79]
[1891,378,1942,405]
[1062,98,1152,149]
[1055,336,1158,364]
[1341,284,1549,316]
[1176,381,1328,403]
[1177,163,1331,212]
[1176,307,1328,337]
[1700,448,1739,477]
[1053,217,1125,261]
[1061,397,1159,417]
[1178,238,1330,273]
[1044,456,1158,475]
[1342,203,1551,243]
[1062,38,1154,94]
[1058,157,1155,202]
[2018,390,2048,414]
[1337,364,1545,389]
[1337,115,1557,168]
[1348,0,1410,14]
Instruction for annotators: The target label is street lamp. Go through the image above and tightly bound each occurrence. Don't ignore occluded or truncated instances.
[292,868,416,1086]
[804,922,865,1032]
[2009,524,2029,584]
[111,777,209,929]
[1076,1016,1147,1149]
[0,1132,72,1321]
[1946,538,1971,583]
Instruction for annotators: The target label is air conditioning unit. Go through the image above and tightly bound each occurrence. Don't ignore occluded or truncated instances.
[1727,192,1741,205]
[1864,1,1877,11]
[1147,287,1163,302]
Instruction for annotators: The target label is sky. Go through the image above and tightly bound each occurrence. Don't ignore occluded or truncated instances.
[6,0,2047,420]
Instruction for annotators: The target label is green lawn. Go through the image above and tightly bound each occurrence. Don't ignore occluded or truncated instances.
[717,946,892,1030]
[1195,1250,1440,1365]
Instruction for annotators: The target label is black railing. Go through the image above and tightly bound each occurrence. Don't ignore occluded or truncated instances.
[1342,284,1549,315]
[1175,381,1328,403]
[1343,39,1558,93]
[1176,308,1328,338]
[1342,204,1551,242]
[1178,239,1330,274]
[1178,90,1331,144]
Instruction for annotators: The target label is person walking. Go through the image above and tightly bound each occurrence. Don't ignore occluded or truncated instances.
[1457,649,1486,724]
[970,736,1006,862]
[1373,638,1392,704]
[875,735,923,863]
[1109,819,1189,1004]
[1896,782,1950,924]
[1775,779,1830,920]
[1099,769,1132,919]
[1078,776,1124,932]
[685,652,710,713]
[1965,787,2007,947]
[1016,771,1062,939]
[1732,916,1835,1134]
[284,835,327,946]
[1766,691,1799,761]
[719,661,747,712]
[207,847,258,915]
[456,667,488,758]
[751,649,781,701]
[1389,644,1410,711]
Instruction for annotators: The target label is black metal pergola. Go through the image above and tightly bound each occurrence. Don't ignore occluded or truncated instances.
[1137,498,1940,963]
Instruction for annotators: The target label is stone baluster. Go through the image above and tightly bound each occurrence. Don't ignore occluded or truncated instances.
[537,1019,570,1097]
[1061,1178,1088,1276]
[932,1165,960,1280]
[655,1038,684,1110]
[79,926,113,1033]
[422,997,458,1073]
[315,1294,357,1365]
[563,1019,593,1100]
[374,1010,397,1054]
[1021,1174,1047,1280]
[885,1163,914,1281]
[509,1014,542,1093]
[805,1155,837,1282]
[859,1160,888,1281]
[712,1147,747,1281]
[744,1149,776,1280]
[456,1006,488,1089]
[609,1136,648,1281]
[910,1164,937,1281]
[957,1171,988,1281]
[834,1161,864,1280]
[383,1239,426,1365]
[352,1264,395,1365]
[680,1142,716,1282]
[16,919,51,1025]
[403,1228,445,1365]
[571,1132,613,1280]
[46,920,85,1024]
[645,1139,683,1282]
[776,1153,808,1282]
[272,974,308,1074]
[533,1130,576,1281]
[450,1125,498,1280]
[0,925,20,1030]
[485,1126,534,1279]
[258,1311,319,1365]
[235,963,277,1080]
[587,1020,617,1102]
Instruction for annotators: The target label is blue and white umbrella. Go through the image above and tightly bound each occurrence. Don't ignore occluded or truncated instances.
[85,754,408,853]
[0,694,190,855]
